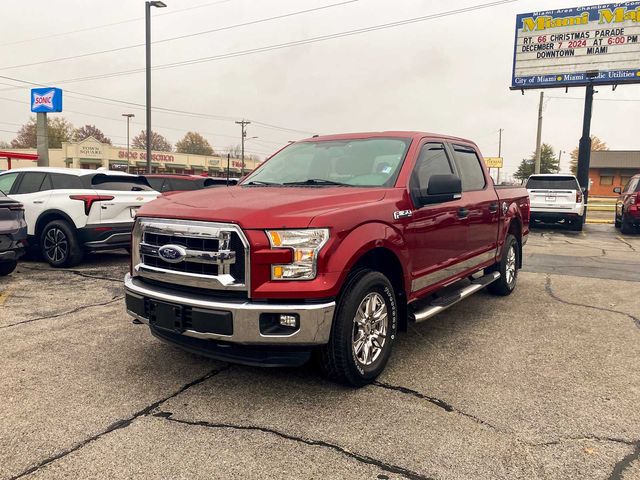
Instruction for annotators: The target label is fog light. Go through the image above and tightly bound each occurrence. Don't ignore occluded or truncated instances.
[279,314,299,328]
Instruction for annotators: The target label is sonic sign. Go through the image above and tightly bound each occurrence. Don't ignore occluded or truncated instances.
[512,2,640,89]
[30,87,63,113]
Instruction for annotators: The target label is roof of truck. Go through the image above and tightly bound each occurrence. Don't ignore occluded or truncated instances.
[298,131,477,145]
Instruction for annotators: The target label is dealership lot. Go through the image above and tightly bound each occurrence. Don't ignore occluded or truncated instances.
[1,225,639,480]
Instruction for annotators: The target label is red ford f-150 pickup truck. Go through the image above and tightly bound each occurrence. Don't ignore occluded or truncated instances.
[125,132,530,386]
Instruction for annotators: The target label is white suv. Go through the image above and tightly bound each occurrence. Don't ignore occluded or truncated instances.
[0,168,159,267]
[526,174,585,231]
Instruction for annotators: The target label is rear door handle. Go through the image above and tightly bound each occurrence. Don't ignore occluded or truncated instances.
[458,208,469,219]
[489,203,499,213]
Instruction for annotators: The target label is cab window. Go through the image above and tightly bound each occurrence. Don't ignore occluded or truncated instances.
[452,146,486,191]
[411,142,453,190]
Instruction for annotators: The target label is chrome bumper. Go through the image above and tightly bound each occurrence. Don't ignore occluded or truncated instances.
[124,274,335,346]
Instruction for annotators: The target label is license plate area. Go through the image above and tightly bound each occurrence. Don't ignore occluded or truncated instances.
[545,196,556,202]
[148,300,184,332]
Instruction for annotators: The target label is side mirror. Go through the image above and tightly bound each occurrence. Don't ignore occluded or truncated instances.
[414,174,462,206]
[613,187,622,194]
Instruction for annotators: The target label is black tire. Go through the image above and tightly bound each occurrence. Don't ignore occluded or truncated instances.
[614,215,621,229]
[620,215,634,235]
[0,260,17,276]
[40,220,84,268]
[320,269,398,387]
[487,234,519,296]
[571,218,583,231]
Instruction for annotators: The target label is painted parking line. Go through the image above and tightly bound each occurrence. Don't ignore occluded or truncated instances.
[0,288,12,306]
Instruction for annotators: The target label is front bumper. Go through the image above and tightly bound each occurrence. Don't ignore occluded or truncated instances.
[124,274,336,348]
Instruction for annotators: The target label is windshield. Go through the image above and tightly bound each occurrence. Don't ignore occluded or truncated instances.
[243,138,411,187]
[526,176,579,190]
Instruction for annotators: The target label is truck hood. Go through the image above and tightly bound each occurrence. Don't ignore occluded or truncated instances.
[137,186,386,229]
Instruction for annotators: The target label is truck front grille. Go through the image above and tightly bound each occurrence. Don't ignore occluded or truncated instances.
[132,218,249,293]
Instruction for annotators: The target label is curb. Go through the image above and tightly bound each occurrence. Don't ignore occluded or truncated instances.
[586,219,614,225]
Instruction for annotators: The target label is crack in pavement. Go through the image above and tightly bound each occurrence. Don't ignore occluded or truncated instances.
[18,264,123,283]
[608,440,640,480]
[616,236,637,252]
[372,381,503,432]
[7,367,228,480]
[529,436,637,447]
[155,412,433,480]
[0,296,123,330]
[545,275,640,329]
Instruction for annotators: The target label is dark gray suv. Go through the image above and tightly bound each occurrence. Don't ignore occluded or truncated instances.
[0,190,27,276]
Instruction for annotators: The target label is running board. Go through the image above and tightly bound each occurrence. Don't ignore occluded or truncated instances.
[412,271,501,323]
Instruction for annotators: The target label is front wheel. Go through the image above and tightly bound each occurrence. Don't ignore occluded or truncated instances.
[40,220,84,268]
[487,234,519,296]
[320,270,398,387]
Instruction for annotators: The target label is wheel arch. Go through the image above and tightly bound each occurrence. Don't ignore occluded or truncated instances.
[35,210,77,240]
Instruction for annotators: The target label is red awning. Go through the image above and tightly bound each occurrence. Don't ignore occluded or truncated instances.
[0,151,38,160]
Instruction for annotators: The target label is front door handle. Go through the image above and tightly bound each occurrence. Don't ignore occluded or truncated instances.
[488,202,499,213]
[33,200,44,204]
[458,207,469,219]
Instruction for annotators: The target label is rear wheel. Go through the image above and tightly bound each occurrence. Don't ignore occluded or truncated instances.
[570,217,583,231]
[487,234,519,296]
[0,260,17,276]
[620,214,635,235]
[320,270,398,387]
[40,220,84,268]
[614,215,621,229]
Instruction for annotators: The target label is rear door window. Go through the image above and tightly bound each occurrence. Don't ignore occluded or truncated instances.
[452,146,486,191]
[51,173,83,190]
[168,178,199,191]
[91,174,154,191]
[15,172,48,194]
[146,177,167,192]
[526,176,579,190]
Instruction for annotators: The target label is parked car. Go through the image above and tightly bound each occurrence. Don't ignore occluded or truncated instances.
[143,174,237,193]
[0,190,26,276]
[614,173,640,234]
[526,174,584,230]
[0,168,159,267]
[125,132,530,386]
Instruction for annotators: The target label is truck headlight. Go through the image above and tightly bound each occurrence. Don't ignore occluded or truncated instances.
[267,229,329,280]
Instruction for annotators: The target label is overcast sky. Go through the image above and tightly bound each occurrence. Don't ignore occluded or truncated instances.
[1,0,639,179]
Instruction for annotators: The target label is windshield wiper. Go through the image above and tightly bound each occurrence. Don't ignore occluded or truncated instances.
[283,179,348,186]
[244,180,280,186]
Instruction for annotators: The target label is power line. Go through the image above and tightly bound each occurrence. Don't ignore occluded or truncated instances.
[0,0,236,48]
[34,0,520,87]
[0,0,358,71]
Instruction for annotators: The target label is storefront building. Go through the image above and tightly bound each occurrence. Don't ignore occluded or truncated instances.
[0,137,260,177]
[588,151,640,197]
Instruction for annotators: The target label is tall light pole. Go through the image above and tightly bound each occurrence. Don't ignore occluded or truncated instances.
[122,113,135,172]
[146,1,167,174]
[558,150,566,172]
[235,119,251,175]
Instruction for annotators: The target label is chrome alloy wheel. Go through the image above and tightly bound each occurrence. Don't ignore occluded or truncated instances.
[352,292,388,366]
[43,228,68,263]
[505,245,517,286]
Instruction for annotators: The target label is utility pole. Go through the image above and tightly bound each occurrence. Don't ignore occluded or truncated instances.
[122,113,135,172]
[235,119,250,175]
[497,128,503,184]
[145,1,167,174]
[226,153,230,186]
[558,150,565,172]
[534,91,544,174]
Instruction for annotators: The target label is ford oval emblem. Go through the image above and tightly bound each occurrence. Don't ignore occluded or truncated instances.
[158,244,187,263]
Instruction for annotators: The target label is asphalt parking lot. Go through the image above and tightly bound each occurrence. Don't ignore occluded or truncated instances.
[1,225,639,480]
